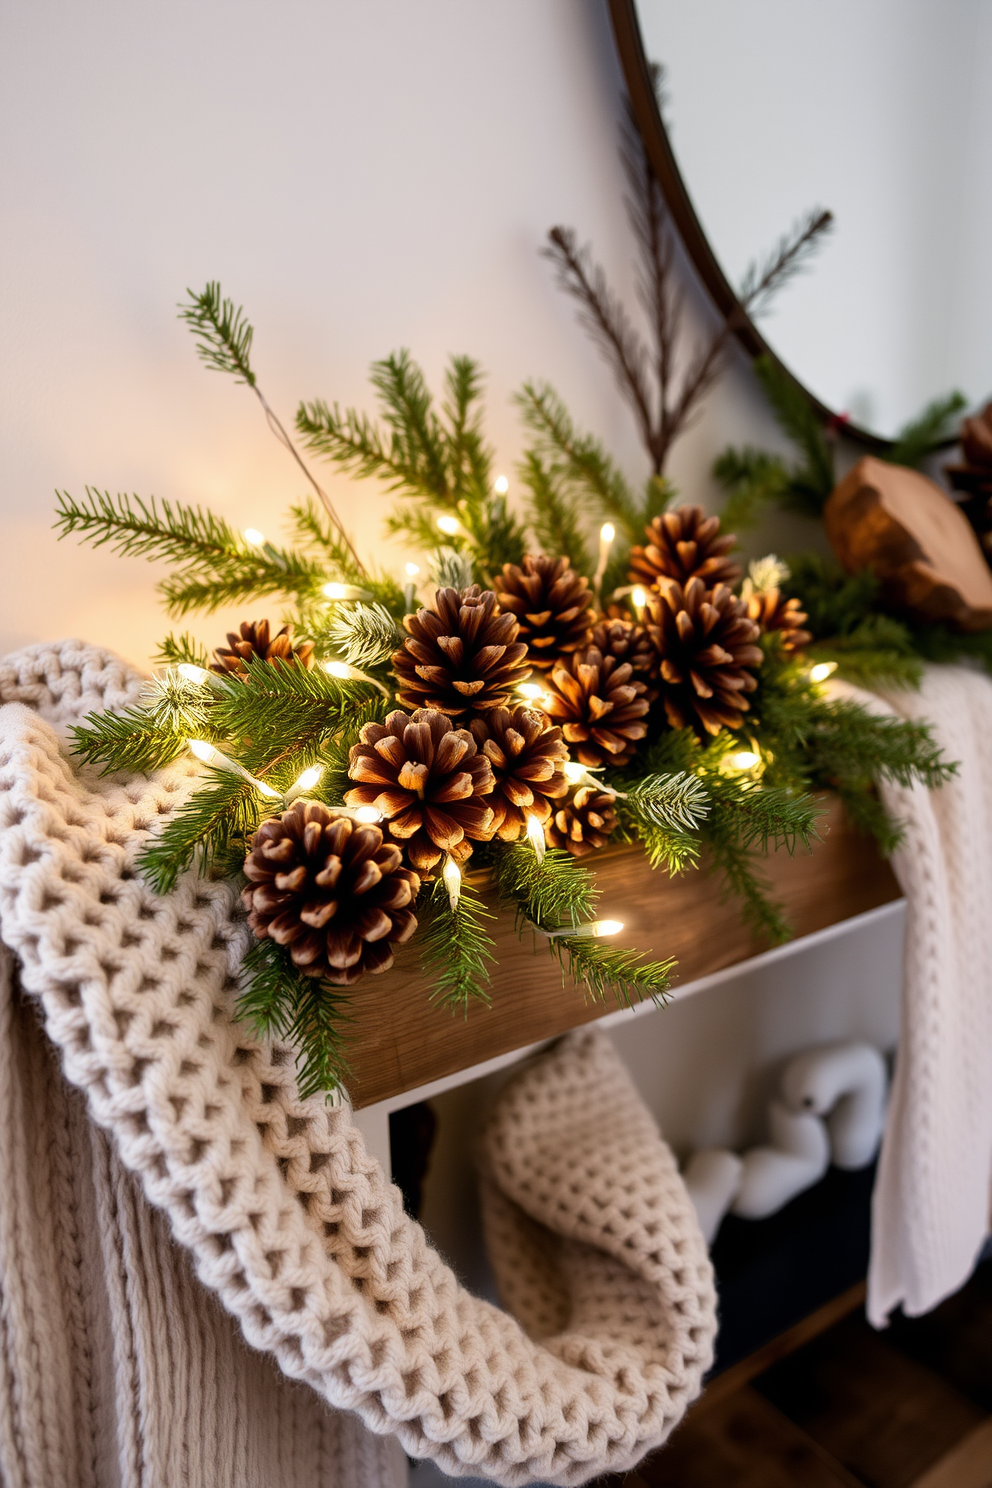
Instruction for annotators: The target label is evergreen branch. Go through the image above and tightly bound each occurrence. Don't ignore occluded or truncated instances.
[237,938,351,1100]
[137,770,262,894]
[178,282,256,385]
[714,447,792,531]
[623,771,710,832]
[70,704,196,775]
[315,696,393,802]
[158,545,328,617]
[207,657,376,765]
[154,632,211,669]
[55,488,245,567]
[297,398,421,493]
[806,699,955,792]
[753,356,835,508]
[419,877,496,1011]
[441,356,493,502]
[489,842,599,931]
[324,602,401,670]
[548,934,672,1008]
[705,833,793,944]
[515,381,641,534]
[428,546,476,592]
[887,390,968,469]
[517,450,593,574]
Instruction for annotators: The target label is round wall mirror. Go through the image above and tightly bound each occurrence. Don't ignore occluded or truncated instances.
[611,0,992,444]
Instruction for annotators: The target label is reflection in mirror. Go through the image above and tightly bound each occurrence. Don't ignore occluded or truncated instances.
[633,0,992,439]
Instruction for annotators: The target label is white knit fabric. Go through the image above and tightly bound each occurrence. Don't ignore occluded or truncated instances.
[0,641,716,1486]
[862,665,992,1325]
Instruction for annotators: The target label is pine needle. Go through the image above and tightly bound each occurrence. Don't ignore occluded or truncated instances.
[419,877,496,1011]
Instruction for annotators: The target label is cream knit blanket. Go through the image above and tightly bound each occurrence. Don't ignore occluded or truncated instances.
[0,641,716,1486]
[868,666,992,1324]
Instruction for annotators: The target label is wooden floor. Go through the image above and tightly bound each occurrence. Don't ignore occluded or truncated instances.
[605,1261,992,1488]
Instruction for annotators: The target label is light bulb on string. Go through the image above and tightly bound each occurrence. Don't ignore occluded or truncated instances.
[187,739,280,799]
[442,854,462,910]
[323,659,390,696]
[727,749,760,772]
[493,475,509,496]
[517,682,545,702]
[243,528,265,548]
[322,581,371,601]
[593,523,616,606]
[436,514,461,537]
[810,661,838,684]
[176,663,213,686]
[284,764,324,804]
[403,561,420,611]
[525,812,547,865]
[534,918,625,940]
[243,527,287,571]
[631,585,648,617]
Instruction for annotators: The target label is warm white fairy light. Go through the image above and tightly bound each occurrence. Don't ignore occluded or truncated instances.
[353,805,384,824]
[323,659,390,696]
[592,521,616,605]
[436,514,461,537]
[177,663,210,685]
[727,749,760,772]
[442,853,462,910]
[494,475,510,496]
[187,739,281,798]
[323,581,372,601]
[518,682,545,702]
[243,528,265,547]
[403,561,420,612]
[810,661,838,683]
[525,812,547,865]
[631,584,648,615]
[291,764,324,793]
[404,562,421,578]
[537,918,625,940]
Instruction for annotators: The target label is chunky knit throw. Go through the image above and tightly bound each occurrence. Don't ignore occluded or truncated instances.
[0,641,716,1486]
[865,666,992,1325]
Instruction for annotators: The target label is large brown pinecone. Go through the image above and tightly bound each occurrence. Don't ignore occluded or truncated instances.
[590,618,657,687]
[345,707,495,870]
[542,646,650,768]
[644,577,763,736]
[495,555,594,671]
[392,586,531,716]
[211,619,315,676]
[629,507,741,590]
[241,801,420,985]
[546,786,618,858]
[469,707,568,841]
[745,587,812,653]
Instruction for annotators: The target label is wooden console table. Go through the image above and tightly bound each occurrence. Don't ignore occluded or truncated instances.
[347,797,901,1108]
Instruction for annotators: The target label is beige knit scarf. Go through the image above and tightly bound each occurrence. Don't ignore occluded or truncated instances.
[0,641,715,1486]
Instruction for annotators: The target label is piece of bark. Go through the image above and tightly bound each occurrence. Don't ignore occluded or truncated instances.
[824,456,992,632]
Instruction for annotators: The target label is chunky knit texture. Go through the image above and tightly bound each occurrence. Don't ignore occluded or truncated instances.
[848,667,992,1325]
[0,947,404,1488]
[0,641,716,1485]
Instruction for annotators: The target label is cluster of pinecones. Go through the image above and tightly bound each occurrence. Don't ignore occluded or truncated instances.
[235,505,812,982]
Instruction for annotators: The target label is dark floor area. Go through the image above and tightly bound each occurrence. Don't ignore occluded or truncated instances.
[607,1260,992,1487]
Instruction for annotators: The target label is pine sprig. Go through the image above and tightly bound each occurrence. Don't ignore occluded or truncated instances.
[419,877,496,1011]
[237,938,351,1101]
[886,390,968,469]
[324,602,401,670]
[137,769,262,894]
[70,673,217,776]
[515,381,643,535]
[207,656,378,767]
[154,632,211,669]
[179,282,256,385]
[55,487,245,566]
[488,843,670,1007]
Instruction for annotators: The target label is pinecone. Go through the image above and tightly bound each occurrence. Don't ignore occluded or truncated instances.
[469,707,568,841]
[210,619,315,676]
[392,586,531,716]
[745,588,812,653]
[542,646,650,768]
[628,507,741,590]
[345,707,495,870]
[495,555,594,671]
[241,801,420,985]
[590,618,657,685]
[546,786,618,858]
[644,578,763,736]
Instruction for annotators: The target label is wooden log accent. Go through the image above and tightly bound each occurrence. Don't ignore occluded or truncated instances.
[346,797,901,1108]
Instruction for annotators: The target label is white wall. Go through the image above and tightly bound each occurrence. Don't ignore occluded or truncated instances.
[0,0,803,669]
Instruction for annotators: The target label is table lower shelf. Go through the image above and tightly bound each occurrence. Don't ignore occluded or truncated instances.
[347,797,902,1108]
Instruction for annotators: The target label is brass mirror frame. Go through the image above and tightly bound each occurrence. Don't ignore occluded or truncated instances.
[608,0,889,453]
